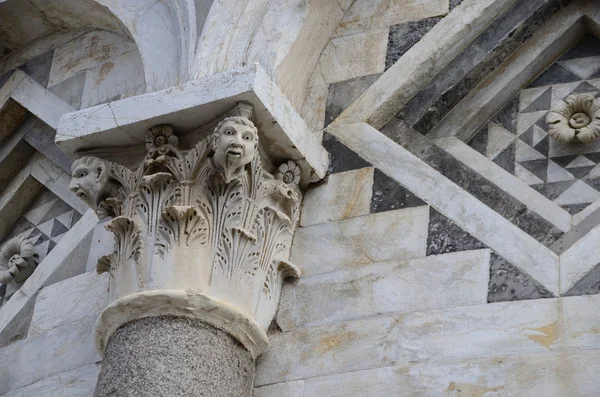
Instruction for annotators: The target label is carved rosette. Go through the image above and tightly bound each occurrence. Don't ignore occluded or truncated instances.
[547,93,600,144]
[70,112,302,358]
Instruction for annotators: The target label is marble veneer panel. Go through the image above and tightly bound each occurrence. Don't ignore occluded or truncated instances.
[278,250,490,331]
[0,314,99,395]
[564,262,600,296]
[386,17,442,71]
[324,74,381,127]
[300,167,374,227]
[258,294,600,393]
[291,207,429,277]
[328,123,560,301]
[28,271,108,337]
[371,168,426,213]
[2,364,100,397]
[426,208,487,255]
[257,349,600,397]
[488,252,554,302]
[322,132,371,174]
[255,314,399,386]
[405,0,573,135]
[329,123,559,295]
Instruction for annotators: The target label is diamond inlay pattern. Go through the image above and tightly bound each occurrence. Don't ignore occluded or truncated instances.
[469,34,600,216]
[3,189,80,262]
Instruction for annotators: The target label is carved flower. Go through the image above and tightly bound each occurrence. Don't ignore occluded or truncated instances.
[276,161,301,185]
[145,125,178,156]
[546,93,600,144]
[0,236,38,283]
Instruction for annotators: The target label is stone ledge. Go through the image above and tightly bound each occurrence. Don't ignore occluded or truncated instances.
[56,64,328,182]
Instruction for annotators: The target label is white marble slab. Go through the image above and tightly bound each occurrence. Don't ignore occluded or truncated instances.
[560,222,600,293]
[48,31,138,88]
[255,314,399,386]
[9,70,74,130]
[291,206,429,277]
[29,271,108,337]
[333,0,448,37]
[278,249,489,330]
[398,294,600,364]
[300,167,374,227]
[2,364,100,397]
[80,48,145,108]
[273,349,600,397]
[0,314,100,395]
[436,137,571,232]
[328,123,559,295]
[317,29,387,85]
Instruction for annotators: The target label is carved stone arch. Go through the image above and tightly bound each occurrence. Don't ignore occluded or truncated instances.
[194,0,353,109]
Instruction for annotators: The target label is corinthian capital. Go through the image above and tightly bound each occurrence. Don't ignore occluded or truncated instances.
[69,111,302,358]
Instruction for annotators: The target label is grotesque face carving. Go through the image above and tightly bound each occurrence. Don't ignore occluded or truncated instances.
[69,157,110,210]
[212,117,258,182]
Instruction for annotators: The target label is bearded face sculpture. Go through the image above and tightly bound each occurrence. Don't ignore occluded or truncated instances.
[69,157,116,211]
[211,117,259,182]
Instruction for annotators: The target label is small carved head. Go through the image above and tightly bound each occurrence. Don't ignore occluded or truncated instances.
[69,156,111,210]
[211,117,259,181]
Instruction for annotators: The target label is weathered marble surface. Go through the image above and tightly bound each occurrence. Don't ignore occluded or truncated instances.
[257,349,600,397]
[3,364,100,397]
[0,314,99,395]
[322,132,371,174]
[325,74,380,127]
[300,167,373,227]
[438,136,571,232]
[291,206,429,277]
[28,271,108,337]
[278,250,489,330]
[256,314,399,386]
[328,123,559,295]
[316,29,387,85]
[371,168,426,213]
[257,294,600,396]
[404,0,571,133]
[426,208,487,256]
[488,252,553,302]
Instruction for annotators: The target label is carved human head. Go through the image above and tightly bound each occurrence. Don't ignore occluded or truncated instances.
[211,117,259,181]
[69,156,112,210]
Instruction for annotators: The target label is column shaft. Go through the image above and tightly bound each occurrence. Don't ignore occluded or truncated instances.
[94,315,255,397]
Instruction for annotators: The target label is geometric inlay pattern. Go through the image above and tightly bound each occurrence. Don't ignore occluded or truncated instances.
[3,189,80,262]
[469,34,600,216]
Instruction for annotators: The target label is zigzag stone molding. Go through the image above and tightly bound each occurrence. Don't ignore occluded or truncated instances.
[70,111,303,358]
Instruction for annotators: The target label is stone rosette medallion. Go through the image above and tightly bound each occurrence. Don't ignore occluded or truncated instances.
[0,236,38,303]
[546,93,600,144]
[70,107,302,358]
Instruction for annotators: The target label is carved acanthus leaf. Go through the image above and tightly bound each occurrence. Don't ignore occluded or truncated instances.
[156,206,208,257]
